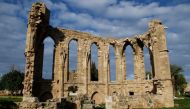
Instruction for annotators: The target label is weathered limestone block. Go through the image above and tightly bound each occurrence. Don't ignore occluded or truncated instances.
[19,97,39,109]
[105,96,112,109]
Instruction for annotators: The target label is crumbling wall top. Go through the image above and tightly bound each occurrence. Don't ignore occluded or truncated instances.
[29,2,50,26]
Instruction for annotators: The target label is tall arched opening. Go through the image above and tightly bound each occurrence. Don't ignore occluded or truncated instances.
[42,37,54,80]
[144,47,154,80]
[123,44,134,80]
[90,43,99,81]
[68,39,78,81]
[32,36,55,101]
[109,44,116,81]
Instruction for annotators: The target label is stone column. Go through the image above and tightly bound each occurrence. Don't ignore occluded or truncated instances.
[62,40,70,96]
[115,44,124,82]
[133,42,145,80]
[149,20,174,107]
[98,43,104,83]
[23,2,50,97]
[52,44,62,99]
[78,39,89,94]
[59,44,65,98]
[23,51,36,97]
[102,44,109,95]
[21,2,50,109]
[63,39,69,83]
[80,40,91,95]
[121,48,126,81]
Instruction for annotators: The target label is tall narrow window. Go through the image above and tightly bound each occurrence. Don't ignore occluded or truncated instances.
[125,45,134,80]
[109,45,116,81]
[42,37,54,80]
[90,43,98,81]
[69,40,78,73]
[144,47,153,80]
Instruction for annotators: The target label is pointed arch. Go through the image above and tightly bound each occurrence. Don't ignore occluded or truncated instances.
[91,91,103,104]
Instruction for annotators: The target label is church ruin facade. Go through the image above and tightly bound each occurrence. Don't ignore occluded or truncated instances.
[21,2,174,109]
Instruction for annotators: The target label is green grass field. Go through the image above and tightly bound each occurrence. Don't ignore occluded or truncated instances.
[0,96,22,102]
[0,96,189,109]
[137,97,190,109]
[0,96,22,109]
[166,98,190,109]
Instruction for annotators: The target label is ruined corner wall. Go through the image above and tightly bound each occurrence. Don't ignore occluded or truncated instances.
[21,2,174,109]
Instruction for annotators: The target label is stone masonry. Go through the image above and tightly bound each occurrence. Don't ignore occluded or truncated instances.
[21,2,174,109]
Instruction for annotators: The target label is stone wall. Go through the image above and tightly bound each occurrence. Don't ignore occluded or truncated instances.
[21,2,174,109]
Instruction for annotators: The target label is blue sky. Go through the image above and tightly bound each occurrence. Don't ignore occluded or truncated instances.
[0,0,190,82]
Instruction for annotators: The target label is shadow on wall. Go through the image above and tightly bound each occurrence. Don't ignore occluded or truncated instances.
[58,98,77,109]
[91,92,103,105]
[39,91,53,102]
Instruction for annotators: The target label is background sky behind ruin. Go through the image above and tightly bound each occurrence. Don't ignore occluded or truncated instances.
[0,0,190,82]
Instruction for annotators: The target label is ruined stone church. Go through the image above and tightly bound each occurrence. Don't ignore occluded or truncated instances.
[20,2,174,109]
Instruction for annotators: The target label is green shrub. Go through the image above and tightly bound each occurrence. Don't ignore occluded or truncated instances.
[95,103,106,109]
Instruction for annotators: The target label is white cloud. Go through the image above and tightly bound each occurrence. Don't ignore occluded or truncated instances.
[65,0,117,13]
[106,2,156,19]
[53,1,190,38]
[43,37,55,55]
[0,1,27,73]
[0,2,20,15]
[185,74,190,83]
[167,32,179,43]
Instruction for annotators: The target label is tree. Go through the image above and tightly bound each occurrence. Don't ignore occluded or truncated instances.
[145,71,153,80]
[0,69,24,95]
[170,64,187,96]
[91,61,98,81]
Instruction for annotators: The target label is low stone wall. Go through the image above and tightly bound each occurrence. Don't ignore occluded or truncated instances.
[19,97,58,109]
[0,90,22,96]
[0,90,11,96]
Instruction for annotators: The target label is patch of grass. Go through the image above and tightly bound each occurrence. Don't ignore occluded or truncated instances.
[0,96,22,109]
[137,97,190,109]
[172,97,190,109]
[95,103,106,109]
[0,96,22,102]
